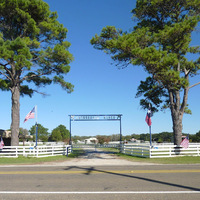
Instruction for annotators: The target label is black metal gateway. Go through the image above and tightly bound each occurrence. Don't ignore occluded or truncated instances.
[68,114,122,145]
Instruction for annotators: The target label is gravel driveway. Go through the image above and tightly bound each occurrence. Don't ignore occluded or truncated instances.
[41,148,156,166]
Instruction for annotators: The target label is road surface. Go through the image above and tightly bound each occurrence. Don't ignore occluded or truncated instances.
[0,148,199,200]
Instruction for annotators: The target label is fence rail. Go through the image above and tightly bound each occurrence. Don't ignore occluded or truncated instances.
[0,145,71,158]
[122,143,200,158]
[150,144,200,158]
[72,144,119,149]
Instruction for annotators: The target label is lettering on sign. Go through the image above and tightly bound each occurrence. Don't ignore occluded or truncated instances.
[70,115,122,121]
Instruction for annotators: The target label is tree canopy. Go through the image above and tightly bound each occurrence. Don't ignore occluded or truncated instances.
[0,0,74,145]
[29,123,49,142]
[91,0,200,145]
[50,124,70,142]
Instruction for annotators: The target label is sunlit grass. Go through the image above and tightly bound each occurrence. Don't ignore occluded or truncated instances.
[116,153,200,164]
[0,149,85,165]
[100,147,200,164]
[0,148,199,165]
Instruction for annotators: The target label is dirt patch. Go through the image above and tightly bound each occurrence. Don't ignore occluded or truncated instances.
[38,148,156,166]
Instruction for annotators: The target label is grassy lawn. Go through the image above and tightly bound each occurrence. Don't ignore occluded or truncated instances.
[100,147,200,164]
[0,148,199,165]
[116,153,200,164]
[0,149,85,165]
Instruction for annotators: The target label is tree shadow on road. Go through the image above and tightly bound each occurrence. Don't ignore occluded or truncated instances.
[64,166,200,192]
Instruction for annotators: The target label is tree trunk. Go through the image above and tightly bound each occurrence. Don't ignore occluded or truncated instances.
[11,84,20,146]
[171,112,183,145]
[168,89,185,146]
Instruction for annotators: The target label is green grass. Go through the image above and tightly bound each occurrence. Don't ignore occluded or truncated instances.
[0,149,85,165]
[0,148,199,165]
[0,155,69,165]
[100,147,200,164]
[116,153,200,164]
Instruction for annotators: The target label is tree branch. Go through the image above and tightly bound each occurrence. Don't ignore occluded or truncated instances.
[189,81,200,89]
[0,63,12,81]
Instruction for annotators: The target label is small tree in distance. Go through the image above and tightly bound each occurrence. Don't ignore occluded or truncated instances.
[29,123,49,142]
[50,125,70,143]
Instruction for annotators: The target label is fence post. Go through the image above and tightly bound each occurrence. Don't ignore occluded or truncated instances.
[149,146,151,158]
[16,147,18,157]
[23,146,25,156]
[36,146,38,158]
[169,146,171,157]
[52,146,54,156]
[66,146,69,157]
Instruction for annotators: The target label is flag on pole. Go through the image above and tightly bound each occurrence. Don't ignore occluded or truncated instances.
[145,106,152,126]
[24,106,35,123]
[0,137,4,150]
[180,134,189,149]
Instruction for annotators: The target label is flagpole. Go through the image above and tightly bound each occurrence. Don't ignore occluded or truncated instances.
[35,105,38,147]
[35,105,37,124]
[149,125,152,147]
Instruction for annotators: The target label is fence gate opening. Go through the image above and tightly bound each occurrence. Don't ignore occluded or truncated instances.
[69,114,122,146]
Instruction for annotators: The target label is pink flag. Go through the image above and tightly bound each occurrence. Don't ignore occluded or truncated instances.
[0,137,4,150]
[180,134,189,149]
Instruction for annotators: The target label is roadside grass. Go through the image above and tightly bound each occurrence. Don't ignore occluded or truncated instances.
[0,147,199,165]
[116,153,200,164]
[0,149,85,165]
[100,147,200,164]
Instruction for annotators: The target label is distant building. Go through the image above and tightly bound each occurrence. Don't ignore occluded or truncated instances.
[0,129,33,146]
[84,137,98,144]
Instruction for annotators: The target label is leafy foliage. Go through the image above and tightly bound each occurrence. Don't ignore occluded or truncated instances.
[29,123,49,142]
[50,124,70,142]
[0,0,74,95]
[0,0,74,145]
[91,0,200,145]
[96,135,110,144]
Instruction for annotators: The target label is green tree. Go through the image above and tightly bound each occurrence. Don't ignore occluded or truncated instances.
[29,123,49,142]
[50,124,70,142]
[97,135,110,144]
[19,127,29,145]
[51,129,62,142]
[0,0,74,146]
[91,0,200,145]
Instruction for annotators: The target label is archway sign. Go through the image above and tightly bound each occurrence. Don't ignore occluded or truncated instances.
[68,114,122,145]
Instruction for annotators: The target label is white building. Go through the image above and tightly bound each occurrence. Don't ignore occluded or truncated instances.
[84,137,98,144]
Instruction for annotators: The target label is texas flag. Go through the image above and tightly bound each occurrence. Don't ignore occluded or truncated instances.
[145,106,152,126]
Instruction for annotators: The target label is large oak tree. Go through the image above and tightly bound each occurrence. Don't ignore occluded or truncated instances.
[91,0,200,145]
[0,0,74,145]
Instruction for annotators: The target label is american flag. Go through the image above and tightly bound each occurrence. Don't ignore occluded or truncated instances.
[0,137,4,150]
[24,107,35,123]
[145,106,152,126]
[180,134,189,149]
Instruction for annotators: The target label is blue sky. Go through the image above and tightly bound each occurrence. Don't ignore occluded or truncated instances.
[1,0,200,136]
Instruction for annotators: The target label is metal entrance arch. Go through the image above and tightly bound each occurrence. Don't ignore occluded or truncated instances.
[69,114,122,145]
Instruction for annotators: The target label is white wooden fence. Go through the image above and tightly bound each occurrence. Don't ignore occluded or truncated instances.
[0,145,71,158]
[150,144,200,158]
[122,143,200,158]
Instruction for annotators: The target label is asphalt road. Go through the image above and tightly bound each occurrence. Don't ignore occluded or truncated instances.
[0,164,200,200]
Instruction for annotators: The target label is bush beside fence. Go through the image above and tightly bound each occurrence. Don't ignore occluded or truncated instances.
[0,145,71,158]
